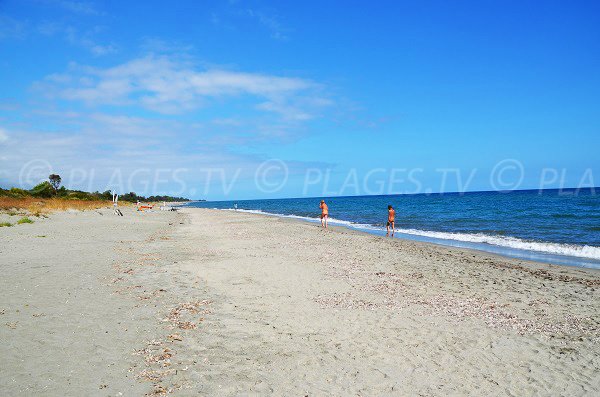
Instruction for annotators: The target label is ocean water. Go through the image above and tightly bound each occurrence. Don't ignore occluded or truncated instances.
[186,188,600,269]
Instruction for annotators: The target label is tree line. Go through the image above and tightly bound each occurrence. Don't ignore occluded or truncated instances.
[0,174,194,203]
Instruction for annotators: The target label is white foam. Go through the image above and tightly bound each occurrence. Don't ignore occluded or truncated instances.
[218,208,600,261]
[393,228,600,260]
[224,208,380,229]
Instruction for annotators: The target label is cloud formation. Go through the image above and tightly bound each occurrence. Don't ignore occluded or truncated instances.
[37,56,329,118]
[3,52,334,197]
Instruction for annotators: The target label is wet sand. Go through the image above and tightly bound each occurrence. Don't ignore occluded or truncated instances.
[1,207,599,395]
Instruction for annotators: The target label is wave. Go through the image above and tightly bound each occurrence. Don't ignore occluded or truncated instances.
[393,228,600,260]
[218,208,600,260]
[220,208,372,228]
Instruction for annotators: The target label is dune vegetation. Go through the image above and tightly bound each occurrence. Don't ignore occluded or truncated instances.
[0,174,190,215]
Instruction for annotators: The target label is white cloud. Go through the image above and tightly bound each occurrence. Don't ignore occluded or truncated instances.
[37,55,330,117]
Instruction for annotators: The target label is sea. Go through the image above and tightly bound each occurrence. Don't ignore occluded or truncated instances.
[185,188,600,269]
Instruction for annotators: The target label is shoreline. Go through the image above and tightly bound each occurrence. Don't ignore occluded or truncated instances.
[184,205,600,270]
[1,207,599,395]
[190,208,600,279]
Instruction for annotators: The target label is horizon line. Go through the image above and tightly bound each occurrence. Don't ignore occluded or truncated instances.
[198,186,599,203]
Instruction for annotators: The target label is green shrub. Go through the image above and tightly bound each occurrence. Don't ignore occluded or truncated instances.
[0,222,13,227]
[6,188,29,198]
[67,191,95,200]
[17,217,34,224]
[30,182,54,198]
[56,186,68,197]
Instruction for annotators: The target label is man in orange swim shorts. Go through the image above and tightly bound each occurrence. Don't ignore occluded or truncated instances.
[386,204,395,237]
[319,200,328,228]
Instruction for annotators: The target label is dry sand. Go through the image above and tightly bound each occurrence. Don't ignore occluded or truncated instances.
[1,207,598,395]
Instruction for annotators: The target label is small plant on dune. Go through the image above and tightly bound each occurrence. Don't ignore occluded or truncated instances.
[0,222,13,227]
[17,217,34,225]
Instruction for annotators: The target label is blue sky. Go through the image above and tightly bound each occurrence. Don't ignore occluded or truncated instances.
[0,0,599,200]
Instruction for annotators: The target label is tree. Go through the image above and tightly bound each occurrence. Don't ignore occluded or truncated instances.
[49,174,61,192]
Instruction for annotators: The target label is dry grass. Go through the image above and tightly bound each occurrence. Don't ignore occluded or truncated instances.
[0,197,113,215]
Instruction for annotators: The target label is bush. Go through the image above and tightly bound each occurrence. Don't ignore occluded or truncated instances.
[56,186,68,197]
[30,182,54,198]
[0,222,12,227]
[17,217,34,224]
[66,191,95,200]
[7,188,29,198]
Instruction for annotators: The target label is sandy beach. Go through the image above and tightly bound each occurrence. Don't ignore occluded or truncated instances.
[1,207,599,396]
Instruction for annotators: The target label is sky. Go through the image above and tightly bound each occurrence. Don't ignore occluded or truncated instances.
[0,0,599,200]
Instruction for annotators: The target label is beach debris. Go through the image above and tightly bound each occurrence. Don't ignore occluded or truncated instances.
[315,293,379,310]
[148,384,168,396]
[114,285,143,295]
[137,368,173,382]
[167,334,183,341]
[177,321,196,330]
[317,244,600,339]
[138,289,167,301]
[134,347,174,367]
[410,294,599,336]
[163,300,211,329]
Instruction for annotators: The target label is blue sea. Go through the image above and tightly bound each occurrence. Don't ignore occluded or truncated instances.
[186,188,600,269]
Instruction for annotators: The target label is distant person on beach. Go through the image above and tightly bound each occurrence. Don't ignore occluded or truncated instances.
[386,205,395,237]
[319,200,329,228]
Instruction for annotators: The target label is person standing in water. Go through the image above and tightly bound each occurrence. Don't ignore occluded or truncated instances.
[386,205,395,237]
[319,200,329,228]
